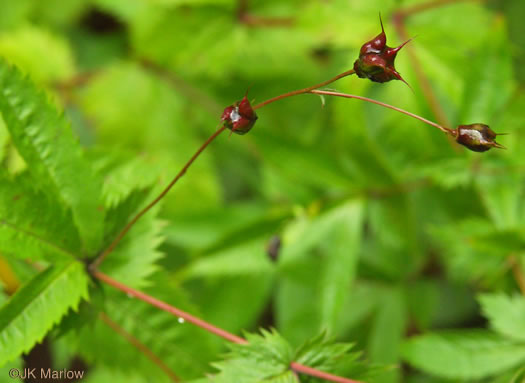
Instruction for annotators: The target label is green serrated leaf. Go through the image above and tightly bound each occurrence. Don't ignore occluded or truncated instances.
[94,154,165,288]
[211,330,374,383]
[99,202,164,289]
[99,156,160,209]
[0,172,81,261]
[294,333,368,379]
[402,330,525,380]
[0,260,89,366]
[211,329,293,383]
[0,59,104,253]
[479,293,525,342]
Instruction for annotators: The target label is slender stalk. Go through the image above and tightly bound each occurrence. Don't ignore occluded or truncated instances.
[90,125,227,271]
[253,69,355,110]
[99,312,181,382]
[94,271,365,383]
[391,14,451,130]
[91,70,356,270]
[291,362,362,383]
[309,90,455,135]
[391,0,482,131]
[93,271,248,344]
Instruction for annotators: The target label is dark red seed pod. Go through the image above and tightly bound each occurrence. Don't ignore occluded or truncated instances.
[359,16,387,55]
[353,15,411,86]
[221,95,258,135]
[354,55,388,81]
[383,39,412,65]
[455,123,506,152]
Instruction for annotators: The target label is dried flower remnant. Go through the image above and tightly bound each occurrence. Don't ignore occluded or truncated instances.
[221,95,258,135]
[455,123,506,152]
[353,15,411,86]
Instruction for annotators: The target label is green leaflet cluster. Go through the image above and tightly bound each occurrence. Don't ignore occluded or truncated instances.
[210,330,374,383]
[0,59,104,253]
[0,1,524,382]
[0,59,165,366]
[402,293,525,380]
[0,261,89,366]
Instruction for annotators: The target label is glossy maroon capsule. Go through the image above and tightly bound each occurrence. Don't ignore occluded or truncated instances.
[455,123,506,152]
[359,17,387,55]
[221,95,258,135]
[354,15,411,86]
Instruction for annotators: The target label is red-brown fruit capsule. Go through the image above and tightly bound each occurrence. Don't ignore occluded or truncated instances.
[221,95,258,135]
[455,123,506,152]
[359,16,387,55]
[353,15,411,86]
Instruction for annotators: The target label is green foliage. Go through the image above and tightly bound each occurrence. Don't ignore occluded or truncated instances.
[0,172,82,261]
[367,287,406,383]
[0,58,104,253]
[479,293,525,342]
[0,357,21,383]
[211,330,371,383]
[0,260,89,366]
[1,0,525,382]
[68,274,219,381]
[401,330,525,380]
[277,201,363,344]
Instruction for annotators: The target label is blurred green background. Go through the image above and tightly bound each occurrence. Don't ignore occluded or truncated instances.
[1,0,525,382]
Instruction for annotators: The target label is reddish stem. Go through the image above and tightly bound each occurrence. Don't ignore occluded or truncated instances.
[310,90,454,135]
[99,312,181,382]
[290,362,362,383]
[253,69,356,110]
[391,0,483,131]
[93,271,247,345]
[91,69,356,270]
[90,125,227,271]
[391,14,451,130]
[93,271,365,383]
